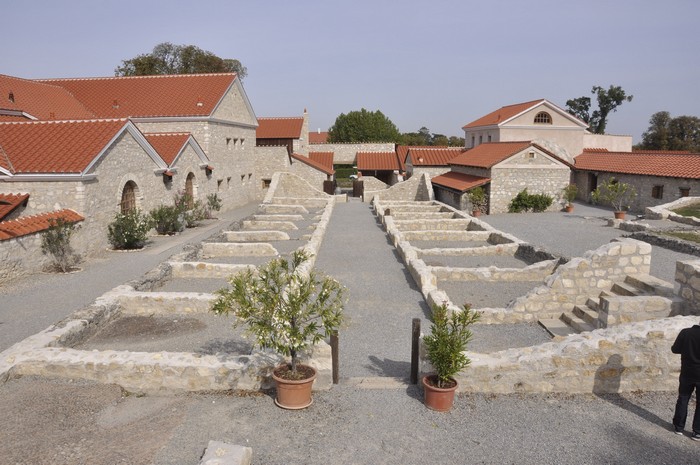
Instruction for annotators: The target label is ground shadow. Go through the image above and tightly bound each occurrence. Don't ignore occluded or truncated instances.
[593,354,671,430]
[366,355,411,378]
[196,338,252,356]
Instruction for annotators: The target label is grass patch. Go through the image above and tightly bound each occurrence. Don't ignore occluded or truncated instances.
[672,203,700,218]
[661,230,700,244]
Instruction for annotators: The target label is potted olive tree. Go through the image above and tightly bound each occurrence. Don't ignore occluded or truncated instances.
[211,249,345,409]
[467,186,487,217]
[591,178,636,220]
[423,303,480,412]
[562,184,578,213]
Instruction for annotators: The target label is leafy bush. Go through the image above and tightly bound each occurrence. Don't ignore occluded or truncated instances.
[467,186,487,212]
[41,217,80,272]
[562,184,578,204]
[424,303,480,388]
[508,189,553,213]
[108,209,151,250]
[591,178,636,212]
[206,193,222,217]
[149,205,183,235]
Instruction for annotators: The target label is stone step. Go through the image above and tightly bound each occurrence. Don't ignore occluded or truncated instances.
[538,318,576,338]
[610,281,640,297]
[560,312,596,333]
[624,274,676,298]
[573,304,599,327]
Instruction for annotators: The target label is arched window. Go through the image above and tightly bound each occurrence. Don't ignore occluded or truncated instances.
[534,112,552,124]
[120,181,138,214]
[185,172,196,208]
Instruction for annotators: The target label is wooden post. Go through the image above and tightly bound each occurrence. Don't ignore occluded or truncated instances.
[330,331,339,384]
[410,318,420,384]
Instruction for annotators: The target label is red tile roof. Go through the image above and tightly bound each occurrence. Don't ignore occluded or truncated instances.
[407,147,464,167]
[290,153,334,175]
[308,152,334,171]
[0,119,128,174]
[309,131,328,144]
[144,132,191,166]
[356,152,400,171]
[0,74,96,121]
[0,209,84,241]
[449,141,532,168]
[575,150,700,179]
[256,117,304,139]
[463,99,545,129]
[0,193,29,220]
[431,172,491,192]
[37,73,237,119]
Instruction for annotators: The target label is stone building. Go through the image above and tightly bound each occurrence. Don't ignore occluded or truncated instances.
[432,141,572,213]
[403,147,464,178]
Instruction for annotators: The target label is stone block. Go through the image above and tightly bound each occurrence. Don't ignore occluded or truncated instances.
[199,441,252,465]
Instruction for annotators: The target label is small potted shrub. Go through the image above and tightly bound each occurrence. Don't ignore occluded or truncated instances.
[591,178,636,220]
[423,303,480,412]
[467,186,487,217]
[211,249,345,409]
[562,184,578,213]
[108,209,152,250]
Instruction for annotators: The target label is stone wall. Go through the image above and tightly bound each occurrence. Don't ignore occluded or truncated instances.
[308,142,395,164]
[263,172,329,202]
[645,196,700,226]
[677,259,700,314]
[370,173,434,203]
[427,315,698,394]
[488,165,570,214]
[253,146,292,191]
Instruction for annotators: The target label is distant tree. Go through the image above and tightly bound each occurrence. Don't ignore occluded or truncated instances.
[431,134,449,146]
[448,136,465,147]
[400,132,429,145]
[637,111,700,152]
[566,85,633,134]
[328,109,401,143]
[115,42,247,79]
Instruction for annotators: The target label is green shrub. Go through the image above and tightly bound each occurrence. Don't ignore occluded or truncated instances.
[206,193,222,217]
[41,217,80,272]
[108,209,151,250]
[149,205,183,235]
[508,189,553,213]
[591,178,636,212]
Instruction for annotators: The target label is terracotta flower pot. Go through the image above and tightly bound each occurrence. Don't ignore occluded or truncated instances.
[272,364,316,409]
[422,375,458,412]
[614,211,626,220]
[472,210,481,217]
[565,205,574,213]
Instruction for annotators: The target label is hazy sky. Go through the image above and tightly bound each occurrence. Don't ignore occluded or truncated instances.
[3,0,698,143]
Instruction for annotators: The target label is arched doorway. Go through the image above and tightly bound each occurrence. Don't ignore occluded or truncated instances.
[120,181,138,214]
[185,172,196,208]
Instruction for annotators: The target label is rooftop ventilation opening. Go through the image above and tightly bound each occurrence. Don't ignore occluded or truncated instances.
[8,91,14,103]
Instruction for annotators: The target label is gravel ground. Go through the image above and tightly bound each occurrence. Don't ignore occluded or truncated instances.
[421,254,530,268]
[411,240,492,249]
[1,376,697,465]
[156,277,231,293]
[438,279,544,309]
[469,322,551,352]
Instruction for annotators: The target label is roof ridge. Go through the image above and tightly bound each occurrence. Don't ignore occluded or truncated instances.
[0,118,128,126]
[258,116,304,120]
[37,73,237,82]
[144,132,191,136]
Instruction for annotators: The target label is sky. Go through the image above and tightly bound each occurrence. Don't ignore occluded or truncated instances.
[3,0,699,143]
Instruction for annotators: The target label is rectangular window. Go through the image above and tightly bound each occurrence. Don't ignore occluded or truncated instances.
[680,187,691,197]
[262,179,272,189]
[217,179,223,191]
[471,136,475,148]
[487,135,492,142]
[241,175,245,184]
[241,139,245,148]
[651,185,663,199]
[479,135,483,145]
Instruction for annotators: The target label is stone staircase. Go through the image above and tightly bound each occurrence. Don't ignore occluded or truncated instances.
[540,274,684,337]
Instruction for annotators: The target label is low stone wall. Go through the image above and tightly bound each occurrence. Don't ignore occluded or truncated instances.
[224,230,290,242]
[263,172,329,202]
[369,173,433,203]
[645,196,700,224]
[201,242,278,257]
[391,218,472,231]
[599,295,684,326]
[251,214,304,222]
[241,220,298,231]
[258,204,308,215]
[401,230,492,242]
[423,315,695,394]
[169,261,253,279]
[433,259,559,282]
[627,231,700,257]
[677,259,700,314]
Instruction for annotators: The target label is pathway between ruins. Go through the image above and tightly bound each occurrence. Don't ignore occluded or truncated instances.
[314,199,430,380]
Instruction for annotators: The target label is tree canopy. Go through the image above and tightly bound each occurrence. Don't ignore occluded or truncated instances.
[566,85,632,134]
[327,109,402,143]
[399,127,464,146]
[115,42,247,79]
[636,111,700,152]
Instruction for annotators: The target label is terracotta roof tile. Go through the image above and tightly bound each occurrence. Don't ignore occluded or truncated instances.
[407,147,464,167]
[256,117,304,139]
[0,119,128,174]
[0,74,95,120]
[37,73,237,119]
[0,193,29,220]
[0,209,84,241]
[144,132,191,166]
[575,150,700,179]
[309,131,328,144]
[308,152,334,171]
[462,99,545,129]
[356,152,400,171]
[449,141,532,168]
[431,172,491,192]
[290,153,334,175]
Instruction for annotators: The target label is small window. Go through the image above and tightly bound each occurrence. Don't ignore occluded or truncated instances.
[234,138,239,148]
[680,187,691,197]
[226,137,232,148]
[217,179,223,191]
[651,185,664,199]
[534,112,552,124]
[487,135,492,142]
[241,175,245,183]
[241,138,245,148]
[262,179,272,189]
[479,135,483,144]
[471,136,475,148]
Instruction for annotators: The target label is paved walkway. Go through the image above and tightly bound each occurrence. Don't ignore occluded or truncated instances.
[314,200,429,380]
[0,201,259,352]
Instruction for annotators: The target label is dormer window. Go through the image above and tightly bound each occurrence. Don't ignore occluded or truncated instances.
[534,111,552,124]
